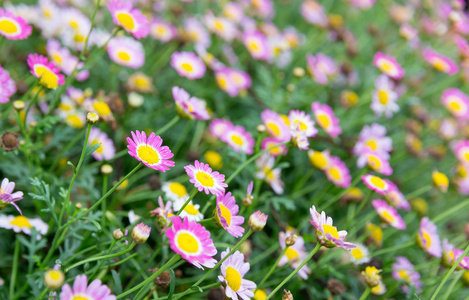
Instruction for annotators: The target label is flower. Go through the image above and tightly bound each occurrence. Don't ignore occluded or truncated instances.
[311,102,341,138]
[0,8,32,40]
[0,178,23,214]
[261,137,288,158]
[0,65,16,103]
[362,150,393,176]
[127,72,153,93]
[256,154,284,194]
[324,156,351,188]
[385,181,411,211]
[373,52,404,79]
[248,210,268,231]
[107,36,145,69]
[44,268,65,290]
[166,216,217,269]
[306,53,338,85]
[46,39,88,81]
[126,130,175,171]
[131,222,150,243]
[416,217,442,258]
[162,182,188,201]
[453,140,469,165]
[309,205,355,250]
[27,54,65,89]
[432,170,449,192]
[362,174,390,194]
[278,231,310,279]
[183,17,211,48]
[261,109,291,142]
[443,239,469,270]
[366,223,383,248]
[205,13,238,42]
[301,1,328,27]
[221,124,255,155]
[423,49,459,75]
[173,199,203,222]
[215,67,252,97]
[60,274,116,300]
[288,110,317,138]
[215,192,245,238]
[87,128,115,161]
[371,199,406,230]
[150,18,177,42]
[170,51,206,80]
[348,243,371,265]
[350,0,376,9]
[0,215,48,238]
[150,196,174,229]
[392,256,422,293]
[210,119,233,139]
[371,74,399,118]
[354,123,392,164]
[185,160,227,196]
[308,149,331,170]
[218,248,256,300]
[172,86,210,120]
[441,88,469,120]
[243,30,271,61]
[362,266,381,287]
[107,0,149,39]
[371,280,386,295]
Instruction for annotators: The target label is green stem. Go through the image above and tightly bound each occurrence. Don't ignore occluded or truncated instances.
[9,238,20,299]
[48,127,87,171]
[358,286,371,300]
[433,200,469,223]
[24,85,42,133]
[176,188,198,216]
[256,246,287,290]
[264,243,321,300]
[89,239,116,279]
[37,287,49,300]
[101,174,108,227]
[430,244,469,300]
[116,255,181,299]
[404,185,432,200]
[372,240,414,256]
[442,271,463,300]
[157,115,180,138]
[66,242,135,272]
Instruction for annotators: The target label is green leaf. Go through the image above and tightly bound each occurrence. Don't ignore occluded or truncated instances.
[67,161,77,174]
[111,270,122,294]
[84,143,101,159]
[81,217,102,231]
[167,269,176,299]
[190,286,203,293]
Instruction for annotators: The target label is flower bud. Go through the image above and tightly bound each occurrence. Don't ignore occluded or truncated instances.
[432,170,449,192]
[100,164,113,175]
[293,67,305,77]
[285,234,298,247]
[257,124,266,132]
[44,269,65,290]
[1,131,19,152]
[282,289,293,300]
[361,266,381,287]
[113,228,124,240]
[327,279,346,295]
[13,100,25,111]
[410,197,428,216]
[132,222,151,243]
[149,268,171,288]
[128,92,144,108]
[242,195,253,206]
[248,210,268,231]
[86,112,99,124]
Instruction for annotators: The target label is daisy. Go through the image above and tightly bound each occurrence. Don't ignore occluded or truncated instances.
[27,54,65,89]
[363,150,393,176]
[443,239,469,270]
[453,140,469,165]
[162,182,188,201]
[173,199,203,222]
[278,231,310,279]
[150,18,177,42]
[60,274,116,300]
[423,49,459,75]
[301,1,328,27]
[251,0,274,18]
[184,160,227,196]
[0,8,32,40]
[218,248,256,300]
[170,51,206,80]
[0,215,48,238]
[183,17,211,48]
[362,174,390,195]
[46,39,88,82]
[260,136,288,158]
[373,52,405,80]
[306,53,338,85]
[228,68,252,94]
[126,130,175,172]
[309,205,355,250]
[432,170,449,192]
[256,154,284,194]
[205,13,238,42]
[83,99,114,122]
[107,36,145,69]
[150,196,174,229]
[223,2,244,23]
[166,216,217,269]
[349,0,376,9]
[127,72,153,93]
[371,74,399,118]
[311,102,341,138]
[308,149,331,170]
[172,86,210,120]
[107,0,149,39]
[243,30,271,61]
[210,119,233,139]
[0,65,16,103]
[371,280,387,296]
[0,178,23,214]
[455,35,469,58]
[288,110,317,138]
[324,156,351,188]
[87,128,115,161]
[385,182,411,211]
[416,217,442,258]
[290,126,309,150]
[222,125,255,155]
[353,123,392,164]
[261,109,291,142]
[441,88,469,120]
[392,257,422,293]
[215,192,245,238]
[215,68,240,97]
[372,199,406,230]
[348,242,371,265]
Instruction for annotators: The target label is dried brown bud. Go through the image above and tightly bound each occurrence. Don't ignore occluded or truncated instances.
[282,290,293,300]
[1,132,19,151]
[149,268,171,288]
[285,234,298,247]
[327,279,346,295]
[174,269,183,278]
[207,286,225,300]
[242,195,253,206]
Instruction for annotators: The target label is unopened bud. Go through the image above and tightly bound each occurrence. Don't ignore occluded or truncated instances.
[257,124,266,132]
[248,211,268,231]
[100,164,113,175]
[75,203,82,209]
[44,269,65,290]
[113,228,124,240]
[282,289,293,300]
[132,222,151,243]
[293,67,305,77]
[286,234,298,246]
[86,112,99,124]
[13,100,25,111]
[242,195,253,206]
[362,266,381,287]
[286,83,295,92]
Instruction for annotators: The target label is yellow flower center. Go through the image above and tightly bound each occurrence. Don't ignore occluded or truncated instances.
[381,210,395,224]
[266,122,280,136]
[225,267,242,292]
[231,135,244,146]
[177,232,199,253]
[322,224,339,239]
[135,77,149,87]
[448,100,462,113]
[264,167,275,181]
[217,76,227,89]
[69,20,79,29]
[367,155,381,170]
[219,203,232,226]
[10,216,32,228]
[380,61,393,73]
[53,54,63,65]
[310,151,327,169]
[295,120,308,131]
[117,12,135,30]
[254,290,268,300]
[181,63,193,72]
[169,182,187,197]
[72,296,89,300]
[432,58,448,72]
[137,145,160,165]
[184,204,199,216]
[74,34,85,42]
[285,247,299,261]
[351,247,364,260]
[204,151,223,169]
[0,19,18,34]
[35,65,59,89]
[378,90,388,105]
[91,139,103,154]
[422,230,432,248]
[92,102,111,116]
[398,270,410,282]
[369,176,386,189]
[328,167,342,180]
[49,270,61,280]
[214,20,224,30]
[66,114,84,128]
[195,171,214,187]
[118,51,131,61]
[317,114,330,128]
[365,139,377,151]
[249,41,259,52]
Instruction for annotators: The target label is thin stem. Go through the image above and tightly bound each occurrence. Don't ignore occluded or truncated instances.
[442,271,463,300]
[48,127,87,171]
[433,200,469,223]
[24,85,42,133]
[358,286,371,300]
[265,243,321,300]
[116,255,181,299]
[372,240,414,256]
[89,239,116,280]
[9,238,20,299]
[256,246,287,290]
[157,115,180,137]
[430,244,469,300]
[176,188,198,216]
[101,174,108,227]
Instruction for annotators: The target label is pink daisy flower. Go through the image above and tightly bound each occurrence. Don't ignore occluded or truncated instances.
[222,125,255,155]
[166,216,217,269]
[107,36,145,69]
[422,49,459,75]
[60,274,115,300]
[311,102,341,138]
[107,0,149,39]
[363,150,393,176]
[385,182,411,211]
[0,8,32,40]
[150,196,174,229]
[216,192,245,238]
[392,257,422,293]
[453,140,469,165]
[172,86,210,120]
[261,109,291,142]
[371,74,399,118]
[309,205,355,250]
[170,51,206,80]
[0,178,23,214]
[354,123,392,166]
[261,137,288,157]
[373,52,405,80]
[288,110,317,138]
[301,1,328,27]
[349,0,376,9]
[278,231,310,279]
[215,67,252,97]
[27,54,65,89]
[0,215,48,238]
[88,128,116,161]
[184,160,227,196]
[454,35,469,58]
[150,18,177,42]
[306,53,338,85]
[210,119,233,139]
[416,217,442,258]
[46,39,88,82]
[453,248,469,270]
[218,248,256,300]
[243,30,271,61]
[372,199,406,230]
[256,153,284,194]
[126,130,175,172]
[441,88,469,120]
[324,156,351,188]
[362,174,390,195]
[0,65,16,103]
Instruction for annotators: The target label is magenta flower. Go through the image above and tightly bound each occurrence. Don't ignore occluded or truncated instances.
[27,54,65,89]
[441,88,469,120]
[216,192,245,238]
[392,257,422,294]
[373,52,404,80]
[0,178,23,214]
[0,8,32,40]
[372,200,406,230]
[422,49,459,75]
[311,102,341,138]
[107,0,149,39]
[172,86,210,120]
[184,160,227,196]
[60,274,115,300]
[170,51,206,80]
[416,217,442,258]
[0,65,16,103]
